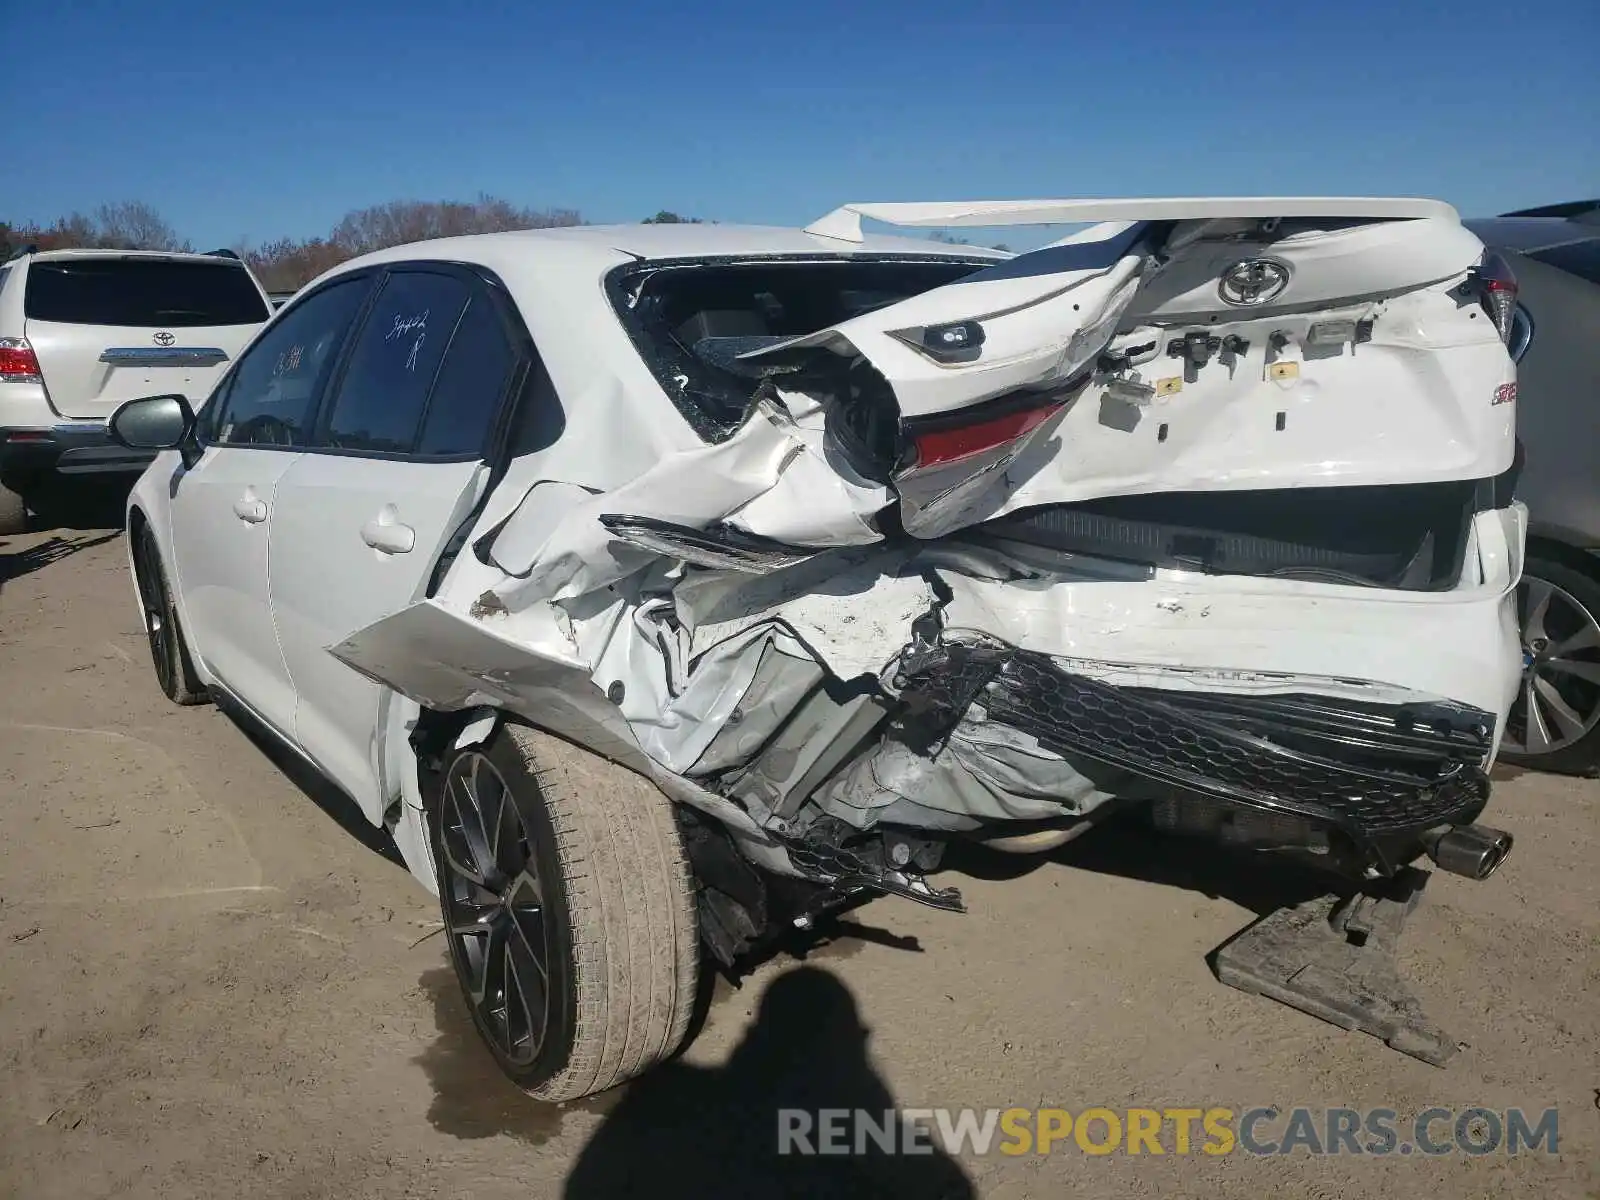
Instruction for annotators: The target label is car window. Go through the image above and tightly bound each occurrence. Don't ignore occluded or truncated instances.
[210,278,369,448]
[1527,240,1600,287]
[320,271,471,454]
[23,259,269,327]
[416,294,518,456]
[605,256,987,442]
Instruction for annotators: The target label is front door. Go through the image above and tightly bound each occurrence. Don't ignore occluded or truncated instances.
[167,275,373,739]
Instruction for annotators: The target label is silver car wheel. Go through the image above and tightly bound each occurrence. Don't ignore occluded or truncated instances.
[1503,574,1600,755]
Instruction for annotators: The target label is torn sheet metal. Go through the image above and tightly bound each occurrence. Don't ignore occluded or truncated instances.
[328,596,803,876]
[484,398,890,608]
[675,548,936,681]
[327,597,649,773]
[720,391,891,546]
[485,407,801,605]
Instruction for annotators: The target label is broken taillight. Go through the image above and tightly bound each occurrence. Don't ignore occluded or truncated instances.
[1470,252,1518,345]
[0,338,42,383]
[908,399,1064,469]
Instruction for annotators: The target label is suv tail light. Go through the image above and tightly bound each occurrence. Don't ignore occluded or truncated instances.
[0,337,42,383]
[1470,252,1519,345]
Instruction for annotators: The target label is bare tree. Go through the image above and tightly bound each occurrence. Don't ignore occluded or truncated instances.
[11,193,587,289]
[243,237,351,292]
[42,213,98,250]
[93,201,190,251]
[330,194,582,257]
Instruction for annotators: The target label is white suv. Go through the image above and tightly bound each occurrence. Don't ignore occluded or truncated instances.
[0,247,271,532]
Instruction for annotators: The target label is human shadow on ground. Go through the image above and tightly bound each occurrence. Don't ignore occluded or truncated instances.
[562,964,974,1200]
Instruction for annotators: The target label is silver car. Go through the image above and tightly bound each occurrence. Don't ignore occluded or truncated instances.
[1467,202,1600,772]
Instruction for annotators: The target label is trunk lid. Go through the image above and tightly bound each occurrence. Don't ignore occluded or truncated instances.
[23,255,270,420]
[740,197,1514,540]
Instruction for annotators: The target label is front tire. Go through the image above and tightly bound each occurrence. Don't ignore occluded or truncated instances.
[130,525,208,706]
[429,723,699,1101]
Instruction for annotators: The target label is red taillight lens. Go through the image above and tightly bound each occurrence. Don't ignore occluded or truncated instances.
[0,338,42,382]
[1473,252,1518,344]
[910,400,1063,469]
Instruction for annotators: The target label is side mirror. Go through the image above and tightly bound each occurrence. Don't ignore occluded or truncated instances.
[108,394,196,452]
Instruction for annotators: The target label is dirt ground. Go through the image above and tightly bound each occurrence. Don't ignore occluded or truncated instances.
[2,502,1597,1200]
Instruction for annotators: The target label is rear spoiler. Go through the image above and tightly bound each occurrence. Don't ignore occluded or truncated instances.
[804,196,1459,243]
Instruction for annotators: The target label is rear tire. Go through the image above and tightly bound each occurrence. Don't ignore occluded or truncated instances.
[429,723,699,1101]
[0,480,28,535]
[131,525,208,706]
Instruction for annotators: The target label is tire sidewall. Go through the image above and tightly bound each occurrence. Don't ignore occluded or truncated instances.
[428,727,581,1090]
[133,527,180,698]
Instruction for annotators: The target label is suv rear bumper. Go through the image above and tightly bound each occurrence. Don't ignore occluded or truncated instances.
[0,423,156,482]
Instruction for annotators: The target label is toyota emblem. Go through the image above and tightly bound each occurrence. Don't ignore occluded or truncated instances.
[1218,259,1291,307]
[153,330,176,347]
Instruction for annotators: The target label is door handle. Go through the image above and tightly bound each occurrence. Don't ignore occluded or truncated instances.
[232,497,267,524]
[361,516,416,555]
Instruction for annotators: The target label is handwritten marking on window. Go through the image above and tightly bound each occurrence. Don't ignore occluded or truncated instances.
[273,344,305,376]
[387,310,430,372]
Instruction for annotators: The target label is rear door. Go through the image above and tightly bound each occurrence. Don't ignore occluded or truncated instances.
[23,255,270,420]
[167,275,373,738]
[267,264,528,822]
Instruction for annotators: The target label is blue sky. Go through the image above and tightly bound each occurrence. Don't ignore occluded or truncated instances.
[9,0,1597,248]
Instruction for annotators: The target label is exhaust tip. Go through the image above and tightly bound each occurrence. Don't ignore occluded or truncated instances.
[1425,824,1513,881]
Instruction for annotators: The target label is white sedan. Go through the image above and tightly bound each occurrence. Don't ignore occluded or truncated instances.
[113,199,1526,1098]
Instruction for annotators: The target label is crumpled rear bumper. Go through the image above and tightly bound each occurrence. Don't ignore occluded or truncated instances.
[893,640,1494,871]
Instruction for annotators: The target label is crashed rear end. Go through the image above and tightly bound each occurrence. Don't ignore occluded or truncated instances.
[336,197,1526,956]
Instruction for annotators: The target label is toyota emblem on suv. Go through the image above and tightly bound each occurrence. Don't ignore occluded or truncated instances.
[153,330,176,347]
[1218,258,1291,306]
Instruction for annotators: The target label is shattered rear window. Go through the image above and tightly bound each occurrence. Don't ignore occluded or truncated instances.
[605,255,989,441]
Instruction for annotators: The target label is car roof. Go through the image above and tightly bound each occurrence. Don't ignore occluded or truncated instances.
[1465,215,1600,254]
[331,221,1007,281]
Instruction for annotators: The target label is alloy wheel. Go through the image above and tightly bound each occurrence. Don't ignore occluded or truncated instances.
[1503,574,1600,755]
[437,750,551,1067]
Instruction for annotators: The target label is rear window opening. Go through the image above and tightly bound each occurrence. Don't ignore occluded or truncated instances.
[24,258,270,328]
[980,481,1485,591]
[606,255,990,441]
